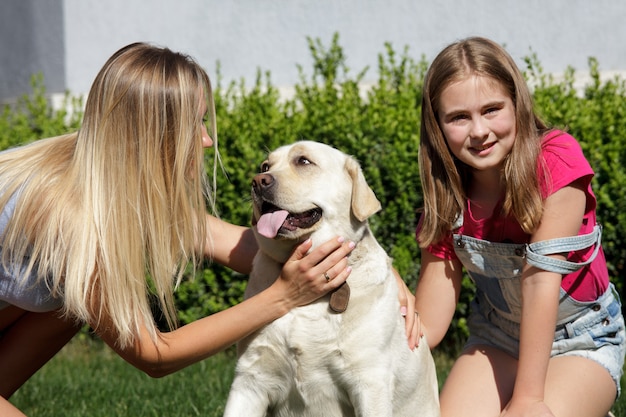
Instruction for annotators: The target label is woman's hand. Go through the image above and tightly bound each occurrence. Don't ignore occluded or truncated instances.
[274,237,355,309]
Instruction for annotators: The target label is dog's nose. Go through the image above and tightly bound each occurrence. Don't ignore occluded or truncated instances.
[252,173,275,190]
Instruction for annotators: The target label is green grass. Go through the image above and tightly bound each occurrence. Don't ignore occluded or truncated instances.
[10,338,236,417]
[9,338,626,416]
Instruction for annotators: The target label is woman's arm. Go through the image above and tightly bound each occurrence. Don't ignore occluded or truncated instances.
[97,235,354,377]
[203,214,258,274]
[503,180,587,416]
[206,216,423,348]
[414,250,464,349]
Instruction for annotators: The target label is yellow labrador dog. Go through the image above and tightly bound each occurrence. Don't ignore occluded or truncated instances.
[223,141,439,417]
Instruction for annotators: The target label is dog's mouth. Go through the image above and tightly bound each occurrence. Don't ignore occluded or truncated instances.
[254,202,322,239]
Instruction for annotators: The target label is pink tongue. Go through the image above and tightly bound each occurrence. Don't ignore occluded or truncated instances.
[256,210,289,238]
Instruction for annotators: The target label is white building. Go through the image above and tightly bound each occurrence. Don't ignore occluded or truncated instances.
[1,0,625,105]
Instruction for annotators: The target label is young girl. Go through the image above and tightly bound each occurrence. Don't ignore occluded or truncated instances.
[415,37,625,417]
[0,43,365,417]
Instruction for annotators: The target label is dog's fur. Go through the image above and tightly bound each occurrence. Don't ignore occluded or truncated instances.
[223,141,439,417]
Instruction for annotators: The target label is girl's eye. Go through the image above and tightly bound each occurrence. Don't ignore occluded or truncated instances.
[450,114,468,122]
[484,102,505,115]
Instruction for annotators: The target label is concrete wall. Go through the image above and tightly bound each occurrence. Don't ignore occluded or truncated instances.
[1,0,625,104]
[0,0,65,103]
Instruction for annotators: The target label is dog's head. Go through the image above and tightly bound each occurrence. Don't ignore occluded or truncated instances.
[251,141,381,262]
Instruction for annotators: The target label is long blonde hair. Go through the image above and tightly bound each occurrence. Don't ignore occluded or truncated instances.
[418,37,548,247]
[0,43,217,348]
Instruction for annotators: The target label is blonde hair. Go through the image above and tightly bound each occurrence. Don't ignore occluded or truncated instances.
[418,37,548,247]
[0,43,218,348]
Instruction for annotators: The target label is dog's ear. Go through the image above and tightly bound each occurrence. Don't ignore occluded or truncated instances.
[345,156,381,222]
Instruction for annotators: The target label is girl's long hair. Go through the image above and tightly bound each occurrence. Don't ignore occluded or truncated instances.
[418,37,548,247]
[0,42,217,348]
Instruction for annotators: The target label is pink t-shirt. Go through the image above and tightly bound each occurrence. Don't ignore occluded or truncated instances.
[421,131,609,301]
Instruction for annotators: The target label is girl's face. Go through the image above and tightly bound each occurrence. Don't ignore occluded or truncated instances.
[437,75,516,174]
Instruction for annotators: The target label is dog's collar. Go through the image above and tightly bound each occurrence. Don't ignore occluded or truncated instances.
[329,282,350,313]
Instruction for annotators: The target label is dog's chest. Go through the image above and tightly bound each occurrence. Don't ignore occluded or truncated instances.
[281,303,345,355]
[243,266,400,364]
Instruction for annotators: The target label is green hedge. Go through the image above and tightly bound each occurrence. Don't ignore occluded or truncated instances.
[0,73,83,147]
[2,35,625,353]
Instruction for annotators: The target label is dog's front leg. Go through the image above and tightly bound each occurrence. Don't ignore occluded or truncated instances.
[223,375,270,417]
[224,334,295,417]
[347,374,394,417]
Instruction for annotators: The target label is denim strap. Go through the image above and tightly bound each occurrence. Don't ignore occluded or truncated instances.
[525,225,602,274]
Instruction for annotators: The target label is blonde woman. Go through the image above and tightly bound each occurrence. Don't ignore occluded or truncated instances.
[0,43,364,416]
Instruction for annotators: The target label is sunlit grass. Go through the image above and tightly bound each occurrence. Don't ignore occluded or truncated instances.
[11,337,236,417]
[9,338,625,416]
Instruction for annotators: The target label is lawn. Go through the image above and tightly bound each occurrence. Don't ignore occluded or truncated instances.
[9,338,625,416]
[10,338,235,417]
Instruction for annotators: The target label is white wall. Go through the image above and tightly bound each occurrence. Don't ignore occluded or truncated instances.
[0,0,65,104]
[2,0,625,103]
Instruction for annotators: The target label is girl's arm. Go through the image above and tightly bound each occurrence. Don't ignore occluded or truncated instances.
[414,250,464,348]
[96,229,354,377]
[503,180,587,416]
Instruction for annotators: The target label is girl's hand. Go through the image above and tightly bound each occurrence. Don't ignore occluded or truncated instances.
[394,269,422,349]
[500,398,555,417]
[276,236,355,309]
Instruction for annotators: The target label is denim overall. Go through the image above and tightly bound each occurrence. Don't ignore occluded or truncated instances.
[453,215,626,395]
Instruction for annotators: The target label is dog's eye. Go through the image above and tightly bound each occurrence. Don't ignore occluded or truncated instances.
[296,156,312,165]
[260,162,270,172]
